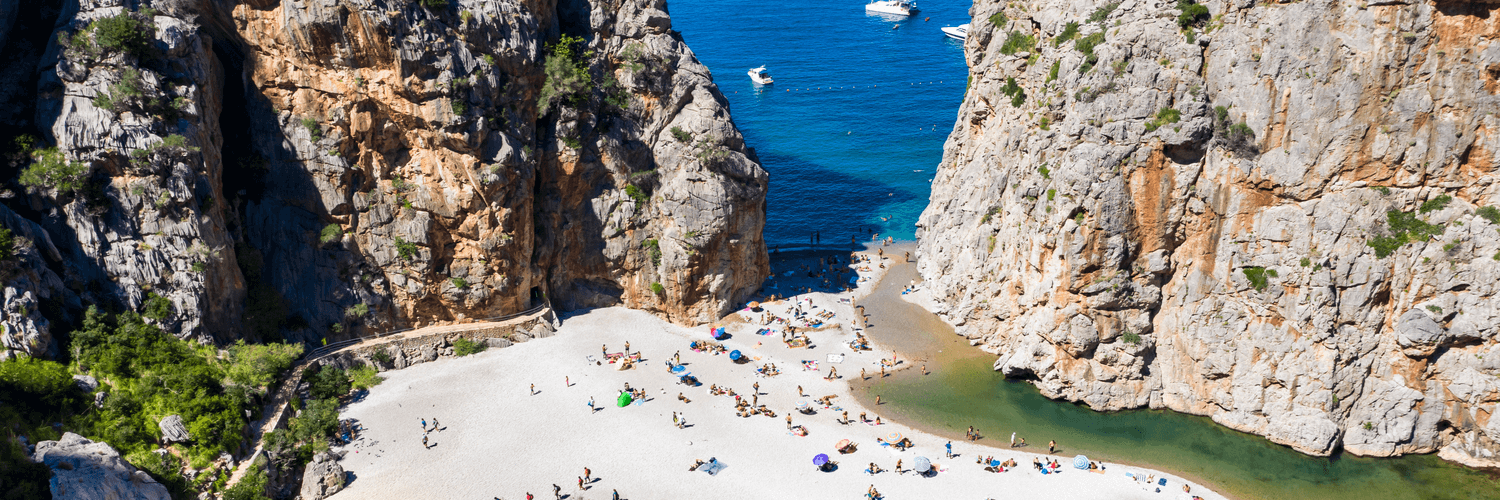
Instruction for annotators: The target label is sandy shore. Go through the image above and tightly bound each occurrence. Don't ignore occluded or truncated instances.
[329,252,1225,500]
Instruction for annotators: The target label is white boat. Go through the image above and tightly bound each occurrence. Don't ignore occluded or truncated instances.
[748,66,774,85]
[866,0,917,16]
[941,23,969,40]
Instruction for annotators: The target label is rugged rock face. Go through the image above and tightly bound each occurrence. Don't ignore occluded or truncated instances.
[917,0,1500,466]
[0,0,765,360]
[299,452,345,500]
[32,432,172,500]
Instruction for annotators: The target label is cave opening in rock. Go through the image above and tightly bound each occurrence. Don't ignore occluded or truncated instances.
[213,41,265,204]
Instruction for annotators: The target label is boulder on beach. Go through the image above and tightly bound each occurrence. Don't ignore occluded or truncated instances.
[31,432,170,500]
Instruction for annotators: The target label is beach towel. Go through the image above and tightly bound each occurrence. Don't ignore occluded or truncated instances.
[827,354,845,363]
[802,360,819,371]
[1158,478,1168,486]
[701,459,728,476]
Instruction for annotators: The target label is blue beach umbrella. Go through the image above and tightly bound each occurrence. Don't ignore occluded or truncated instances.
[729,350,742,361]
[914,456,931,473]
[1073,455,1090,470]
[814,454,829,466]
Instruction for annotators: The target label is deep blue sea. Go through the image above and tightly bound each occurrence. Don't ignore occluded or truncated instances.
[669,0,971,249]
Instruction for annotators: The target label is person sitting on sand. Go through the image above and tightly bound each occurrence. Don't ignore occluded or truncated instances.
[867,463,883,475]
[867,484,882,499]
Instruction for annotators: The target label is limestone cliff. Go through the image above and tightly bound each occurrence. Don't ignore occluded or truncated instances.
[0,0,766,360]
[917,0,1500,466]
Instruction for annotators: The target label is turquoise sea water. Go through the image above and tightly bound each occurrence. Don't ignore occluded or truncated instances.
[670,0,969,248]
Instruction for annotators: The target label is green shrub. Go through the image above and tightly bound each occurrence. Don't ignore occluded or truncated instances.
[999,31,1035,56]
[1046,189,1056,201]
[988,12,1008,27]
[371,348,392,364]
[538,35,592,113]
[1418,194,1452,214]
[89,9,155,58]
[1366,208,1446,259]
[1038,164,1051,179]
[1047,59,1061,83]
[0,228,13,262]
[1075,32,1106,72]
[1476,206,1500,226]
[1001,77,1026,108]
[1088,2,1121,23]
[1039,116,1051,130]
[1300,257,1311,267]
[1371,185,1392,196]
[1144,108,1182,132]
[345,303,369,319]
[302,118,322,142]
[347,366,383,390]
[1121,330,1141,344]
[224,340,303,390]
[308,368,350,400]
[1242,266,1271,291]
[394,237,418,261]
[1177,0,1210,28]
[1426,305,1443,314]
[624,185,649,205]
[419,0,449,8]
[143,293,173,321]
[320,224,342,244]
[643,239,662,266]
[1054,22,1080,46]
[451,99,467,115]
[670,126,693,143]
[450,277,468,289]
[19,147,89,195]
[650,282,665,295]
[290,397,339,442]
[453,338,486,357]
[0,437,50,499]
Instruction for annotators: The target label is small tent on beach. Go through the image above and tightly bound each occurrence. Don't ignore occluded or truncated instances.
[617,392,633,407]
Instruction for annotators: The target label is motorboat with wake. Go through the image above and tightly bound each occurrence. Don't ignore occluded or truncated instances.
[865,0,917,16]
[748,66,774,85]
[941,23,969,40]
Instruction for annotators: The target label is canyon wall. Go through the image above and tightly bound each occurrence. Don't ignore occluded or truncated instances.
[917,0,1500,466]
[0,0,766,359]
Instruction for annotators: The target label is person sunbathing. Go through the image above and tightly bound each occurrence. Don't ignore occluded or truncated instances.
[689,459,707,471]
[867,463,884,475]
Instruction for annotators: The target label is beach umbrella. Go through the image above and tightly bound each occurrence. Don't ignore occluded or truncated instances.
[813,454,829,466]
[749,301,761,309]
[1073,455,1090,470]
[836,439,851,450]
[671,364,686,374]
[797,401,809,410]
[616,392,633,407]
[886,432,903,443]
[989,459,1001,467]
[913,456,931,473]
[729,350,742,361]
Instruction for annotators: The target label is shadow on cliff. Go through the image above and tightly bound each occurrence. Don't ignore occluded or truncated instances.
[756,150,923,246]
[208,28,388,346]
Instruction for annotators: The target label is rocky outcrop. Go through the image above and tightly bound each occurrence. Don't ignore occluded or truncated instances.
[299,452,345,500]
[158,414,189,443]
[32,432,171,500]
[0,0,764,360]
[918,0,1500,466]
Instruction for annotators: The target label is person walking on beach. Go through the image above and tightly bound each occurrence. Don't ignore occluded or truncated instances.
[584,467,592,482]
[531,383,536,395]
[1019,437,1026,447]
[431,418,439,431]
[1010,432,1016,447]
[565,376,570,387]
[422,435,428,448]
[624,341,631,355]
[786,415,793,429]
[875,395,881,405]
[946,440,952,458]
[553,484,562,500]
[798,385,805,397]
[753,382,760,394]
[861,368,867,380]
[577,476,585,491]
[421,418,427,431]
[1049,440,1056,454]
[612,489,620,500]
[602,344,608,357]
[588,397,596,412]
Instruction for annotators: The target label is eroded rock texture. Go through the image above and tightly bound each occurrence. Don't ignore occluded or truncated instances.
[0,0,765,359]
[917,0,1500,466]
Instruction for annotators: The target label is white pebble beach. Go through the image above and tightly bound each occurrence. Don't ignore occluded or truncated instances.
[329,255,1227,500]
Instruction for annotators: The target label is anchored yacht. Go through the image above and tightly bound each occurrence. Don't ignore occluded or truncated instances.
[865,0,917,16]
[748,66,774,85]
[941,23,969,40]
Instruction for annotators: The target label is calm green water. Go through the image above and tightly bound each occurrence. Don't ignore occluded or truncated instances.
[852,259,1499,500]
